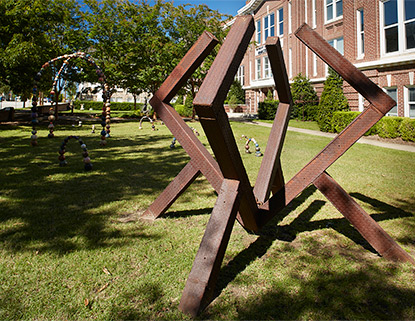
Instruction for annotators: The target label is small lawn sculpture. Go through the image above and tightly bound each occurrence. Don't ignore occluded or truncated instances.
[58,135,93,171]
[241,135,262,156]
[141,17,415,317]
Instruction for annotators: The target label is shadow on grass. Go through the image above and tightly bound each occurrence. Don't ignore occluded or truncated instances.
[207,186,415,310]
[0,129,194,254]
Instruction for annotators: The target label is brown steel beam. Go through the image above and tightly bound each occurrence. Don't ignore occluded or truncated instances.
[258,24,396,225]
[141,160,201,220]
[253,37,292,204]
[143,31,223,219]
[179,179,241,316]
[314,171,415,264]
[193,15,259,233]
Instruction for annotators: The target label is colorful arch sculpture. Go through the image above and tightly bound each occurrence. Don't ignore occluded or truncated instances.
[30,52,111,146]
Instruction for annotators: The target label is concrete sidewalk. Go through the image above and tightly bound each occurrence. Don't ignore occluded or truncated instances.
[247,121,415,153]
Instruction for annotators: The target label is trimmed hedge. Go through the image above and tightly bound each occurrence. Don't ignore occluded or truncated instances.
[174,104,193,117]
[258,100,279,120]
[331,111,415,142]
[73,100,144,111]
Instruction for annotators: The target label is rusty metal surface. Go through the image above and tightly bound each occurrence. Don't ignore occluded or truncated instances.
[193,16,259,232]
[259,24,397,220]
[314,172,415,264]
[295,24,395,114]
[179,179,241,317]
[141,160,200,220]
[253,37,292,204]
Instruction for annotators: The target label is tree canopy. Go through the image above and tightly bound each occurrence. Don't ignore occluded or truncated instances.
[0,0,230,101]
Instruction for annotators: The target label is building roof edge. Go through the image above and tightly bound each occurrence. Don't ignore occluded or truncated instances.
[237,0,264,16]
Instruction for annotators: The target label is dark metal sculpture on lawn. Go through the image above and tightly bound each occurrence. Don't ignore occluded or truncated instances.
[141,17,415,316]
[31,52,111,146]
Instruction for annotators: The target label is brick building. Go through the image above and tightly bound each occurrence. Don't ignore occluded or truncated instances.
[233,0,415,118]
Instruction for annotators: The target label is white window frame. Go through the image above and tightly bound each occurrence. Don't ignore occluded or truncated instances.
[263,56,272,79]
[325,0,343,24]
[357,8,365,58]
[277,8,284,36]
[404,86,415,118]
[384,87,398,116]
[313,52,317,76]
[312,0,317,28]
[358,94,365,112]
[256,19,262,44]
[256,58,261,80]
[288,1,292,34]
[289,48,293,78]
[235,65,245,86]
[305,0,308,24]
[380,0,415,56]
[326,37,344,75]
[264,13,275,42]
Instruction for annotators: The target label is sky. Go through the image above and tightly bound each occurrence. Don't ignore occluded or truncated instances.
[166,0,247,16]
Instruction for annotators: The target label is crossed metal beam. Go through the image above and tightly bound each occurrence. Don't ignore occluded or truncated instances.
[142,17,415,316]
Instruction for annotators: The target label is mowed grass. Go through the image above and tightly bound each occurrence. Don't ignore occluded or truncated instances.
[0,119,414,320]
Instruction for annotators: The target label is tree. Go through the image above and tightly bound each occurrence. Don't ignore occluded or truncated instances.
[226,80,245,104]
[291,73,319,121]
[317,68,349,132]
[0,0,88,103]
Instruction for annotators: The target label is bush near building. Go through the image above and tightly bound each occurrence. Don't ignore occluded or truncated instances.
[258,100,279,120]
[291,73,319,121]
[226,80,245,104]
[331,111,415,142]
[317,68,349,132]
[73,101,144,111]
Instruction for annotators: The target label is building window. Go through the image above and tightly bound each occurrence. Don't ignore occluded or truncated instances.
[288,1,292,34]
[236,65,245,86]
[313,52,317,76]
[326,0,343,22]
[256,19,262,44]
[289,48,293,78]
[256,58,261,79]
[357,9,365,58]
[385,87,398,116]
[277,8,284,36]
[305,0,308,23]
[263,57,272,79]
[264,13,275,41]
[326,37,344,75]
[312,0,317,28]
[406,86,415,118]
[381,0,415,54]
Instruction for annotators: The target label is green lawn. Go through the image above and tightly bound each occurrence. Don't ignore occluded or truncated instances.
[257,119,320,131]
[0,119,414,320]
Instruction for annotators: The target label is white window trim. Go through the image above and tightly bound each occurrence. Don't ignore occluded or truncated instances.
[313,52,317,76]
[256,58,261,80]
[289,48,293,78]
[312,0,317,28]
[404,86,415,118]
[325,0,343,24]
[358,94,365,112]
[305,0,308,24]
[256,19,262,44]
[277,8,284,36]
[357,8,365,59]
[383,87,398,116]
[379,0,415,57]
[288,1,292,34]
[264,13,275,42]
[263,56,272,79]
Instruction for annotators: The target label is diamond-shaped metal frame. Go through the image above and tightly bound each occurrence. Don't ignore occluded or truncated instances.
[142,17,415,316]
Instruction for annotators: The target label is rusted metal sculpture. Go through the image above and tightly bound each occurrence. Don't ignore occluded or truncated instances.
[142,17,415,317]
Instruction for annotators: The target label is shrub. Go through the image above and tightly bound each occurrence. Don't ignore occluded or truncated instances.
[291,73,319,121]
[317,68,349,132]
[174,104,192,117]
[73,100,143,111]
[258,100,279,120]
[183,92,194,117]
[377,116,403,138]
[398,118,415,141]
[331,111,360,133]
[226,80,245,104]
